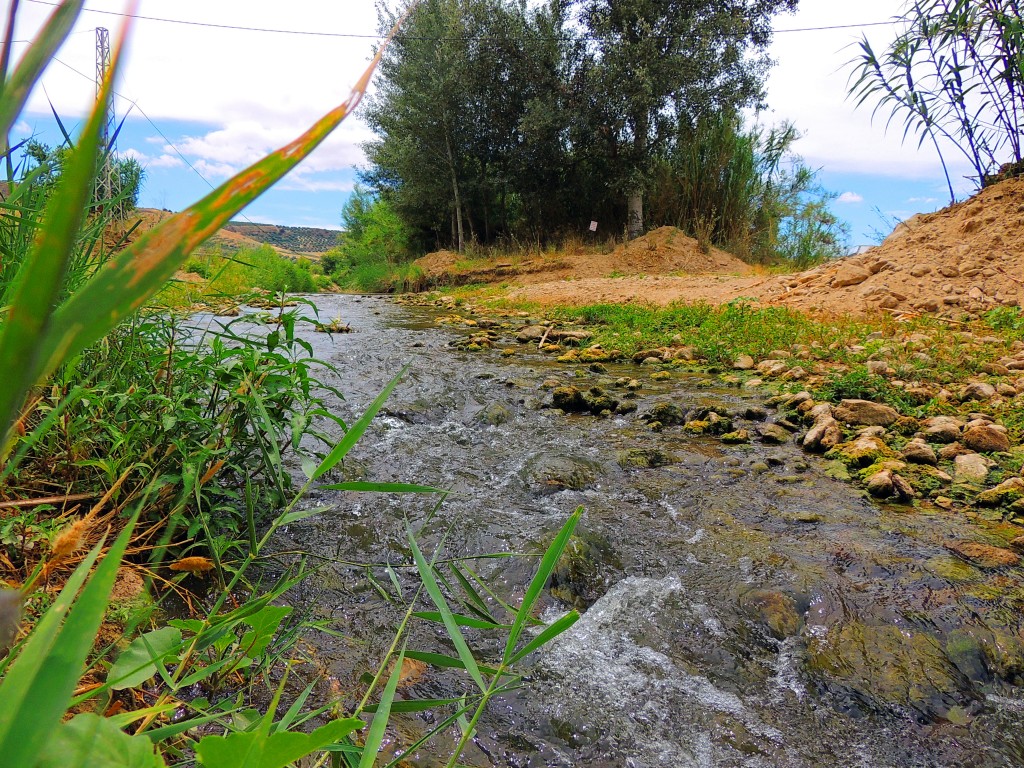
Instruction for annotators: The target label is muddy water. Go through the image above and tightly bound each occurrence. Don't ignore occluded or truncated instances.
[268,295,1024,767]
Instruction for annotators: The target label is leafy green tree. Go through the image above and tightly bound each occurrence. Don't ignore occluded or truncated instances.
[577,0,797,238]
[849,0,1024,199]
[23,139,144,217]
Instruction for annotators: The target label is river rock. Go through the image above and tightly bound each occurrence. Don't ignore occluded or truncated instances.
[721,429,751,444]
[805,622,973,720]
[946,540,1021,568]
[478,402,513,426]
[954,453,994,483]
[976,477,1024,507]
[758,423,793,445]
[900,439,938,465]
[549,531,623,609]
[523,452,603,495]
[939,442,971,460]
[962,424,1011,453]
[803,416,843,453]
[962,382,998,402]
[832,399,900,427]
[738,589,802,640]
[617,448,677,469]
[642,401,686,426]
[733,354,755,370]
[756,359,788,377]
[583,387,619,415]
[834,434,891,468]
[920,416,964,443]
[866,470,916,501]
[552,386,588,413]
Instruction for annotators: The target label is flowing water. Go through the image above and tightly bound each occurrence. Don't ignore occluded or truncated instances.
[260,295,1024,767]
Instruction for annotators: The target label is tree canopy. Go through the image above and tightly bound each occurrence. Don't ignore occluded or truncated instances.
[363,0,811,252]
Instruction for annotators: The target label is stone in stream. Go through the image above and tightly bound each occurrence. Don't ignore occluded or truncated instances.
[477,401,513,426]
[833,433,892,468]
[900,438,938,465]
[920,416,965,444]
[523,452,603,495]
[551,386,588,413]
[641,401,686,426]
[548,531,624,609]
[738,589,802,640]
[617,448,678,469]
[757,423,792,445]
[804,622,975,721]
[946,540,1020,568]
[976,477,1024,507]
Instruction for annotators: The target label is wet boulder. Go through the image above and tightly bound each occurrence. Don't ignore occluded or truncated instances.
[477,401,513,426]
[523,452,603,495]
[583,387,619,415]
[804,622,975,721]
[548,530,624,609]
[802,416,843,453]
[641,401,686,426]
[865,469,916,502]
[832,399,900,427]
[758,423,793,445]
[946,540,1020,568]
[551,386,588,413]
[832,433,893,468]
[738,589,803,640]
[617,448,678,469]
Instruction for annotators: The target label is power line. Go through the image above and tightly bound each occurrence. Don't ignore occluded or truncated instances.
[23,0,897,40]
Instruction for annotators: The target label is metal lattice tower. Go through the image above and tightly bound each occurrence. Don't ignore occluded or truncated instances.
[95,27,111,151]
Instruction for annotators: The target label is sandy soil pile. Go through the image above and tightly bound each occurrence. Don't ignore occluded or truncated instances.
[760,177,1024,317]
[415,226,753,292]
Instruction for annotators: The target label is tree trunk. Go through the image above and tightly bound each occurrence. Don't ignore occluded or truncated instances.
[627,190,643,240]
[443,118,465,253]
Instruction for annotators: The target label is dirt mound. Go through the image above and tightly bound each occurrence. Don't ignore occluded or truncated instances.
[414,227,752,288]
[610,226,753,275]
[760,177,1024,317]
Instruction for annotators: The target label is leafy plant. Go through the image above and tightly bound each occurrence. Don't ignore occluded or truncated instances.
[848,0,1024,198]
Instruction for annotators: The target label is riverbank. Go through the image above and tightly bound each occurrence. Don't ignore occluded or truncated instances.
[395,289,1024,556]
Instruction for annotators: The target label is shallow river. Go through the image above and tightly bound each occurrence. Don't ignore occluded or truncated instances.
[264,295,1024,767]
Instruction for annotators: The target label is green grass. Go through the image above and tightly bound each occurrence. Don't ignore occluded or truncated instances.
[161,245,316,306]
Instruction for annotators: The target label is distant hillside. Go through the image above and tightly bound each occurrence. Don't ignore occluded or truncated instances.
[223,221,339,255]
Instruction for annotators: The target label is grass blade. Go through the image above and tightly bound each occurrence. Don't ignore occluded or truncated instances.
[0,0,84,140]
[357,644,406,768]
[32,24,402,384]
[501,508,581,666]
[0,512,138,765]
[407,529,486,692]
[0,18,125,449]
[508,610,580,665]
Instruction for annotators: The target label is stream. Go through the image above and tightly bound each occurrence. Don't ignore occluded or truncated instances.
[260,294,1024,767]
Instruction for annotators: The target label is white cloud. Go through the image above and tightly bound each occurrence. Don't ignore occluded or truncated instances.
[193,159,239,179]
[13,120,31,135]
[837,191,864,204]
[907,196,939,204]
[122,147,183,169]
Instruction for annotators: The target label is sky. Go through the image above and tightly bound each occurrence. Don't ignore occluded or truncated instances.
[5,0,978,243]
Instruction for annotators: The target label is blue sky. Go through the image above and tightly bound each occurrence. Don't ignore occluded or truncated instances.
[7,1,979,245]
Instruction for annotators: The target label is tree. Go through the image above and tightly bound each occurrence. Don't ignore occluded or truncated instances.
[576,0,798,238]
[23,139,144,218]
[848,0,1024,200]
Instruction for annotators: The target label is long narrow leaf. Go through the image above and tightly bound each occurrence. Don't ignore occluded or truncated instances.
[0,17,125,448]
[0,0,84,140]
[358,644,406,768]
[508,610,580,665]
[501,508,581,666]
[407,530,486,692]
[33,22,402,384]
[0,512,139,765]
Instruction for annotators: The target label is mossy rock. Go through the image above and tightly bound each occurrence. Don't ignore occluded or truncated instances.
[805,622,974,720]
[477,402,513,426]
[523,452,603,495]
[829,435,895,469]
[583,387,619,415]
[617,448,678,469]
[721,429,751,445]
[642,401,685,426]
[551,386,588,413]
[549,531,624,609]
[976,477,1024,508]
[739,589,803,640]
